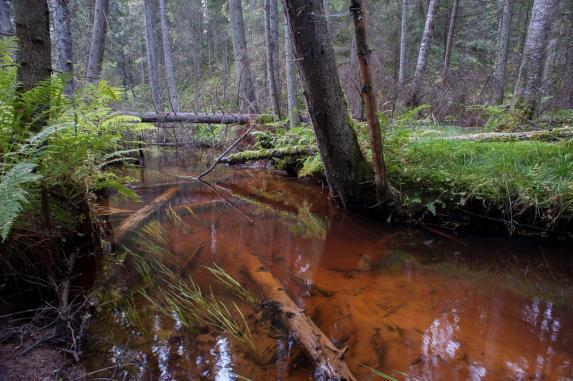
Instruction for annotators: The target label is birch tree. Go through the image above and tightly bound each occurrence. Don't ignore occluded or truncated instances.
[158,0,179,112]
[284,0,374,210]
[50,0,74,95]
[492,0,514,104]
[86,0,110,82]
[405,0,438,107]
[228,0,258,113]
[511,0,560,120]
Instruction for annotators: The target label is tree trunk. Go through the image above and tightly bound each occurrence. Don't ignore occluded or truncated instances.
[562,6,573,108]
[264,0,282,117]
[14,0,51,94]
[228,0,259,113]
[85,0,109,82]
[50,0,74,95]
[398,0,408,88]
[283,0,374,210]
[178,0,202,111]
[540,20,559,98]
[406,0,438,107]
[492,0,513,104]
[0,0,13,36]
[350,0,387,202]
[143,0,164,112]
[442,0,459,78]
[511,0,560,120]
[285,21,299,128]
[158,0,180,112]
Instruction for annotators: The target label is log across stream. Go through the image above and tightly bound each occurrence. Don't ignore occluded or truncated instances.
[86,148,573,380]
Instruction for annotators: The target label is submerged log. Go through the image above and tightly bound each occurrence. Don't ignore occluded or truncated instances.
[444,127,573,142]
[113,187,178,243]
[220,146,318,164]
[243,251,357,381]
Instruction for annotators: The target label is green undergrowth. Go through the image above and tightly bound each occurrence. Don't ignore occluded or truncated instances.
[239,107,573,228]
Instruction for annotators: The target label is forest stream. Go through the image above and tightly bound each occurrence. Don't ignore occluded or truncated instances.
[84,148,573,381]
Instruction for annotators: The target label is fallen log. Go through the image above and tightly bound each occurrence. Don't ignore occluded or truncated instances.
[113,187,178,243]
[125,112,275,124]
[444,127,573,142]
[243,251,357,381]
[220,146,318,164]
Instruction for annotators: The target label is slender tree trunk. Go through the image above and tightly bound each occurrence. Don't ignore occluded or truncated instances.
[284,0,374,210]
[442,0,459,78]
[50,0,74,95]
[511,0,560,120]
[284,21,299,128]
[139,42,147,103]
[0,0,13,36]
[398,0,408,87]
[158,0,180,112]
[265,0,281,117]
[143,0,164,112]
[350,0,387,202]
[492,0,514,104]
[228,0,259,113]
[85,0,109,82]
[406,0,438,107]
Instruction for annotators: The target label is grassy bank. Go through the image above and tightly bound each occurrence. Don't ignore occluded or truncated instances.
[229,120,573,234]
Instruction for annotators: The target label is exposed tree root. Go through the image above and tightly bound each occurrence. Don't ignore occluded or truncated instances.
[243,251,357,381]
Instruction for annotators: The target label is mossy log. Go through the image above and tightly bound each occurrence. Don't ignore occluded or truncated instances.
[113,187,178,243]
[243,251,357,381]
[445,127,573,142]
[126,112,276,124]
[221,146,318,164]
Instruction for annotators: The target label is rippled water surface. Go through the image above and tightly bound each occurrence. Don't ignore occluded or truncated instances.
[86,149,573,380]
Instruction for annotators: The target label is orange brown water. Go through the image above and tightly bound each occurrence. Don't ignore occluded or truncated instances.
[86,149,573,380]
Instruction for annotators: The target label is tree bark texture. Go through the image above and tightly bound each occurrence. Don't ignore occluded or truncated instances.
[511,0,560,119]
[442,0,459,78]
[284,20,299,128]
[492,0,513,104]
[540,19,559,97]
[158,0,180,112]
[283,0,374,210]
[406,0,438,107]
[0,0,13,36]
[350,0,387,201]
[229,0,259,113]
[86,0,109,82]
[265,0,282,117]
[143,0,164,112]
[50,0,74,95]
[562,5,573,108]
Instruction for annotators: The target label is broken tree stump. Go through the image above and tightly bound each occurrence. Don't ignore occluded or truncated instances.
[243,251,357,381]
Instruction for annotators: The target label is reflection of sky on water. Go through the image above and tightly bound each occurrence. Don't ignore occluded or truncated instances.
[210,336,234,381]
[152,314,174,381]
